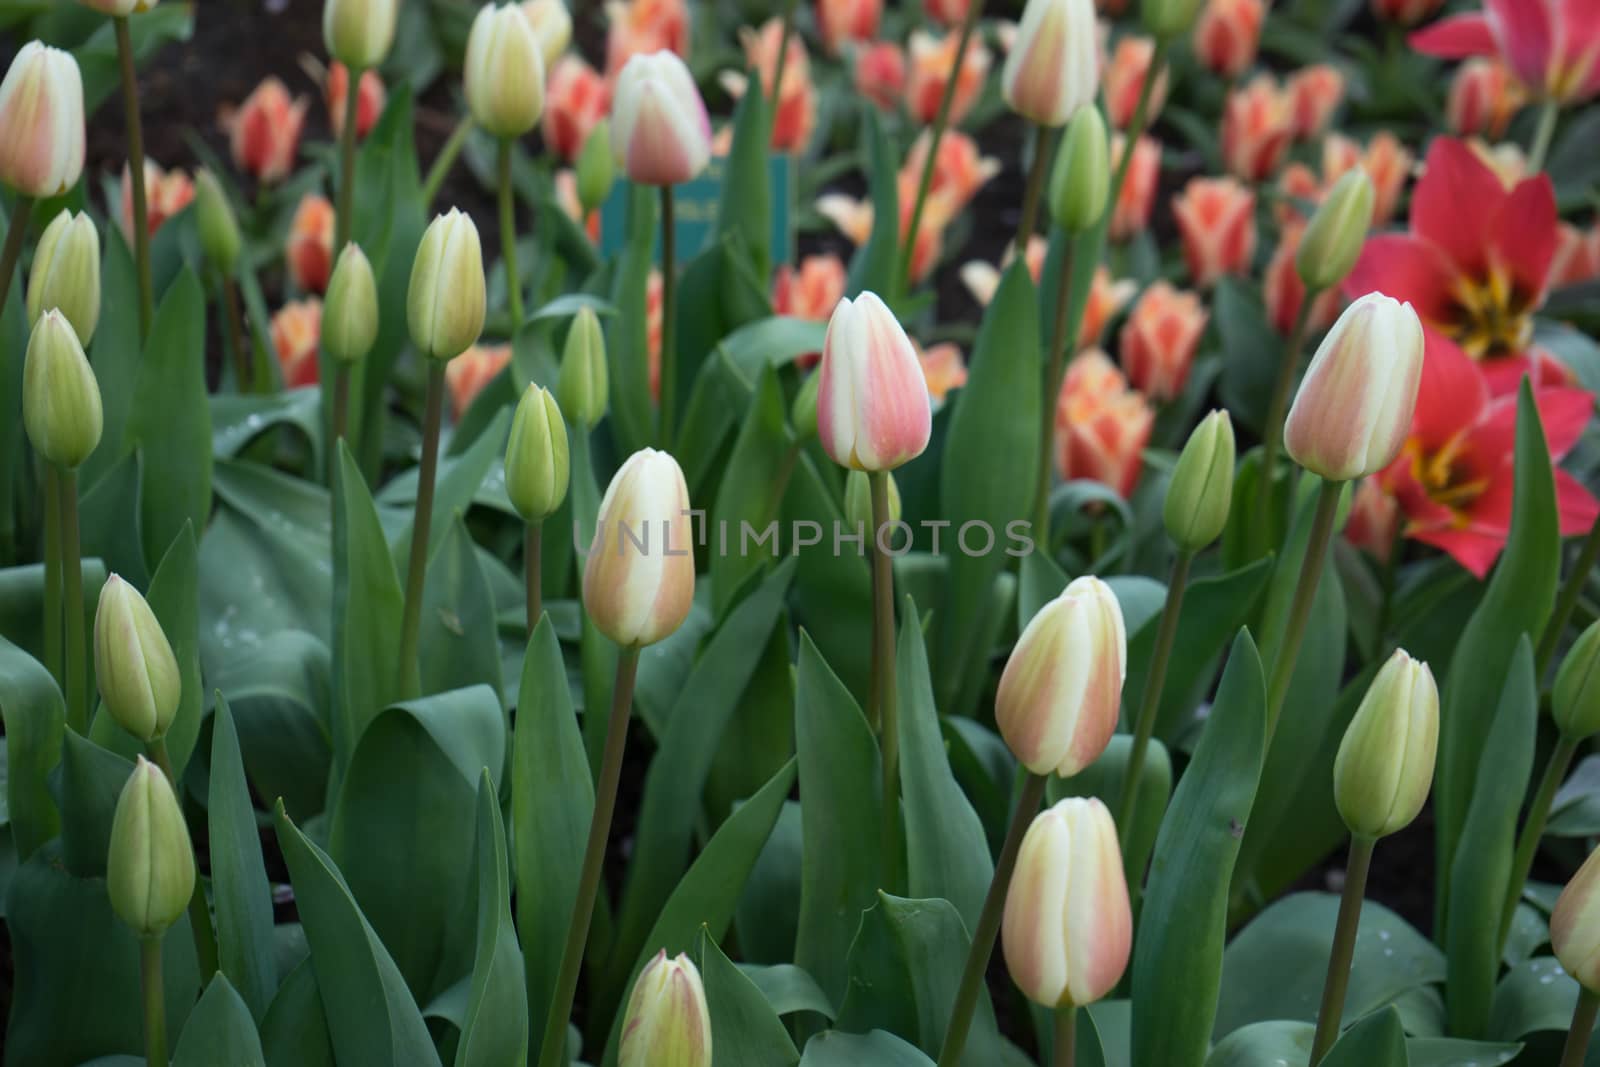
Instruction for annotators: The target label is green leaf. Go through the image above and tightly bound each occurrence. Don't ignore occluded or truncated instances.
[1132,630,1267,1067]
[671,238,770,424]
[173,973,267,1067]
[1205,1021,1521,1067]
[79,456,147,587]
[846,108,901,298]
[1447,637,1538,1038]
[608,184,659,455]
[211,388,323,467]
[1490,957,1578,1040]
[1051,734,1172,896]
[718,315,828,380]
[736,801,805,967]
[1436,382,1560,933]
[0,636,63,860]
[785,458,872,702]
[1321,1005,1407,1067]
[418,516,503,700]
[55,728,133,877]
[801,1030,935,1066]
[741,961,836,1020]
[385,408,509,576]
[718,83,772,280]
[698,929,800,1067]
[80,227,140,490]
[273,801,443,1067]
[146,522,204,776]
[259,958,335,1067]
[455,771,529,1067]
[707,365,797,612]
[210,695,279,1022]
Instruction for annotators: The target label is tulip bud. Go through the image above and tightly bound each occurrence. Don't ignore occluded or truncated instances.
[558,305,609,429]
[323,243,380,365]
[1295,168,1374,293]
[408,209,486,361]
[610,51,713,186]
[194,170,242,277]
[791,370,820,440]
[584,448,695,648]
[0,42,85,199]
[77,0,160,14]
[465,3,547,139]
[1164,409,1235,552]
[844,470,900,533]
[521,0,573,68]
[323,0,400,71]
[1142,0,1205,39]
[1554,621,1600,740]
[1048,106,1110,233]
[27,209,100,343]
[1284,292,1423,482]
[576,120,616,217]
[1002,0,1098,127]
[818,292,932,472]
[619,951,713,1067]
[107,756,196,938]
[506,384,570,521]
[1554,845,1600,993]
[1333,648,1438,839]
[996,576,1126,777]
[94,574,182,743]
[1002,797,1132,1008]
[23,310,102,470]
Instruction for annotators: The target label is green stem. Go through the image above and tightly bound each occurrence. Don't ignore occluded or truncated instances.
[499,138,525,328]
[1106,41,1167,226]
[59,466,87,735]
[871,470,903,894]
[42,464,63,688]
[397,365,446,698]
[222,272,251,393]
[1117,549,1191,843]
[148,736,220,980]
[421,115,474,211]
[140,937,168,1067]
[897,0,987,296]
[936,771,1048,1067]
[659,183,677,445]
[329,364,351,489]
[115,17,152,341]
[1265,478,1343,745]
[1015,123,1054,255]
[1528,99,1560,173]
[536,647,641,1067]
[1309,835,1376,1065]
[334,64,362,253]
[0,196,33,311]
[1254,290,1319,550]
[1054,1004,1077,1067]
[1032,241,1076,545]
[525,520,542,635]
[1537,516,1600,677]
[1498,734,1580,955]
[1561,989,1600,1067]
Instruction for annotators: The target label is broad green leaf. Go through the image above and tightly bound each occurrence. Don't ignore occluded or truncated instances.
[698,929,800,1067]
[741,961,836,1020]
[210,695,279,1022]
[1322,1005,1407,1067]
[1204,1020,1520,1067]
[1548,755,1600,836]
[678,346,759,501]
[846,108,900,298]
[717,83,772,280]
[1490,957,1579,1040]
[707,365,797,612]
[0,636,63,860]
[785,459,872,700]
[81,228,140,489]
[211,387,323,466]
[735,801,804,967]
[146,522,203,775]
[259,958,335,1067]
[718,315,828,380]
[55,728,133,877]
[801,1030,934,1066]
[455,770,529,1067]
[418,516,502,700]
[79,453,147,587]
[384,408,509,574]
[607,184,658,455]
[1052,734,1172,895]
[172,973,267,1067]
[1133,630,1267,1067]
[672,237,770,417]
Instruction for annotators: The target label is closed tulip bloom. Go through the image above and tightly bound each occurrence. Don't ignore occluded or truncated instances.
[1119,281,1207,402]
[324,0,399,70]
[0,42,85,199]
[194,170,242,276]
[1002,0,1098,127]
[506,385,570,521]
[23,310,102,469]
[1333,648,1438,838]
[272,299,323,388]
[1142,0,1205,38]
[1555,621,1600,740]
[78,0,159,13]
[1193,0,1264,78]
[466,3,547,139]
[1164,410,1235,551]
[576,120,616,214]
[584,448,695,648]
[285,193,335,294]
[107,757,195,938]
[1284,292,1423,482]
[522,0,573,67]
[94,574,182,743]
[229,77,308,184]
[1048,106,1109,233]
[323,243,379,365]
[816,0,881,53]
[27,209,99,342]
[817,292,932,472]
[1554,846,1600,993]
[558,305,609,428]
[1264,225,1341,337]
[1172,176,1256,288]
[997,576,1126,777]
[1002,798,1133,1008]
[619,951,712,1067]
[610,51,712,186]
[408,209,486,361]
[1296,168,1375,292]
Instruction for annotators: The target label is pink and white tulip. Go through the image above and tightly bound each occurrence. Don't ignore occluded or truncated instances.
[0,42,84,199]
[583,448,696,648]
[1001,0,1098,127]
[610,51,711,186]
[1553,846,1600,993]
[817,292,933,472]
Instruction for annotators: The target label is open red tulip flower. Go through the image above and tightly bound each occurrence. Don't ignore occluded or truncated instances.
[1412,0,1600,106]
[1375,334,1598,578]
[1345,137,1566,397]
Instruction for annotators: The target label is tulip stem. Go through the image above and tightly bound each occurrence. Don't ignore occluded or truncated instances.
[659,184,678,445]
[1265,477,1343,745]
[1032,242,1076,546]
[1498,733,1580,956]
[1254,290,1319,552]
[1309,834,1376,1065]
[871,470,904,893]
[537,646,641,1067]
[897,0,987,297]
[148,735,222,982]
[936,770,1048,1067]
[1537,516,1600,678]
[115,17,152,341]
[140,936,168,1067]
[1054,1005,1077,1067]
[1015,124,1054,256]
[0,196,33,317]
[222,271,251,393]
[42,465,63,688]
[334,64,362,254]
[329,363,351,491]
[525,520,543,635]
[397,364,446,699]
[499,138,525,328]
[1529,99,1560,174]
[1117,548,1191,844]
[421,115,474,211]
[1561,989,1600,1067]
[58,465,87,735]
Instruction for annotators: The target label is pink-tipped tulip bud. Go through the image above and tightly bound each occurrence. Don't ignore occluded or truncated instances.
[23,309,102,470]
[1295,168,1374,292]
[0,42,85,199]
[1333,648,1437,839]
[1554,620,1600,741]
[996,576,1126,777]
[1283,292,1423,482]
[94,574,182,743]
[610,51,712,186]
[78,0,159,13]
[465,3,547,139]
[1002,797,1133,1008]
[1164,409,1235,552]
[817,292,932,472]
[1554,845,1600,993]
[407,209,486,361]
[583,448,695,648]
[27,209,100,343]
[323,0,399,71]
[107,757,195,938]
[1001,0,1098,127]
[619,951,712,1067]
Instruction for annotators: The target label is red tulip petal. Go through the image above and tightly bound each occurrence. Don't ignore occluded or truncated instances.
[1491,173,1559,299]
[1534,387,1599,459]
[1486,0,1556,89]
[1412,329,1489,451]
[1556,468,1600,535]
[1412,138,1506,278]
[1411,523,1505,580]
[1410,14,1498,60]
[1479,353,1539,397]
[1344,235,1459,324]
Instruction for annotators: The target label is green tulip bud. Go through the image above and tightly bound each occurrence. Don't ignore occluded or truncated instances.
[194,170,242,277]
[94,574,182,742]
[22,309,102,469]
[506,384,570,521]
[107,756,196,937]
[576,119,615,218]
[407,208,486,361]
[1554,620,1600,740]
[557,305,608,429]
[323,243,380,365]
[464,3,547,140]
[1048,106,1109,233]
[791,371,820,440]
[1142,0,1204,39]
[1333,648,1438,839]
[1163,410,1235,552]
[323,0,399,71]
[619,951,712,1067]
[844,470,900,532]
[27,209,100,343]
[1296,168,1375,293]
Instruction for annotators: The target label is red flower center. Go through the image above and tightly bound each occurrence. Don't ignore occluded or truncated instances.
[1444,265,1535,362]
